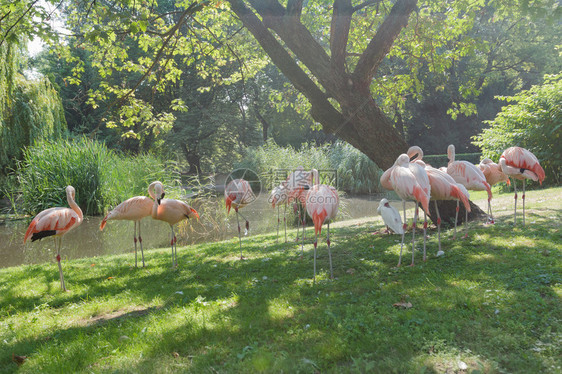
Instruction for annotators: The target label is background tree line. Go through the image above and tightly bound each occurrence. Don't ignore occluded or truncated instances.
[0,0,559,197]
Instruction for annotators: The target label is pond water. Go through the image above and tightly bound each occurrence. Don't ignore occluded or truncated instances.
[0,194,389,269]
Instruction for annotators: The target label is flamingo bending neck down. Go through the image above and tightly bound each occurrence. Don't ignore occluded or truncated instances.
[286,167,319,255]
[306,184,339,283]
[446,144,491,236]
[225,178,254,259]
[23,186,83,291]
[499,146,545,226]
[478,158,510,223]
[100,181,162,267]
[151,183,199,267]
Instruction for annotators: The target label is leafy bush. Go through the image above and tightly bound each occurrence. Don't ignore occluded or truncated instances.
[236,140,384,194]
[16,137,180,215]
[472,74,561,185]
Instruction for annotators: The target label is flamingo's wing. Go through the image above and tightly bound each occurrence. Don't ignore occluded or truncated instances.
[24,207,81,243]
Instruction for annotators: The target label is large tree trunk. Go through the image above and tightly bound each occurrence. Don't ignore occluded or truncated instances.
[227,0,415,170]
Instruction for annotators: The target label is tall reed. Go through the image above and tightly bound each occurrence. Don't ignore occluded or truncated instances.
[16,138,180,216]
[237,140,384,194]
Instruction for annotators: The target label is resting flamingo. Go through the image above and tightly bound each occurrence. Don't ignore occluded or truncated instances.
[384,153,431,267]
[270,184,289,243]
[151,183,199,267]
[499,146,545,226]
[377,198,404,236]
[478,158,510,223]
[225,178,255,259]
[446,144,492,236]
[100,181,162,267]
[306,184,339,283]
[286,167,318,254]
[23,186,83,291]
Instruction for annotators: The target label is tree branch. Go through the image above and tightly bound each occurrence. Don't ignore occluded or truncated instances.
[0,0,40,48]
[330,0,352,74]
[227,0,346,133]
[287,0,304,18]
[352,0,383,13]
[352,0,416,89]
[247,0,339,94]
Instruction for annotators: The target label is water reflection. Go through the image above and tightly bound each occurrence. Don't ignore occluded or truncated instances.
[0,194,387,268]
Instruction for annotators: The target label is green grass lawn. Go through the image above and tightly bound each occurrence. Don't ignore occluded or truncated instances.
[1,187,561,373]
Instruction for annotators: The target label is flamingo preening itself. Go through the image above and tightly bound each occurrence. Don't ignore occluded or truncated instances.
[225,178,255,259]
[23,186,83,291]
[446,144,492,235]
[377,198,404,236]
[100,181,163,267]
[478,158,510,224]
[270,184,289,243]
[384,153,431,267]
[306,184,339,283]
[499,146,545,226]
[286,167,318,254]
[151,182,199,267]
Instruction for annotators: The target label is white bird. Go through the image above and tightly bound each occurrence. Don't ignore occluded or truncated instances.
[377,199,404,235]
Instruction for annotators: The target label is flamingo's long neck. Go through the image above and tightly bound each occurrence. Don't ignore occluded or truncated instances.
[447,145,455,165]
[67,191,83,220]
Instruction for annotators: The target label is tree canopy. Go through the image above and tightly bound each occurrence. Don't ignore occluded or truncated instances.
[1,0,560,172]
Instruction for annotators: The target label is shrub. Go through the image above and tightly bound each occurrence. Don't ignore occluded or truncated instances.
[472,74,561,185]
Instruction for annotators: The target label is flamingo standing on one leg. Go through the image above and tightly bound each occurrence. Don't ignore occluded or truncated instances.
[377,198,404,235]
[385,154,431,267]
[23,186,83,291]
[270,184,289,243]
[225,178,255,259]
[478,158,510,223]
[306,184,339,283]
[499,146,545,226]
[151,183,199,267]
[99,181,163,267]
[286,167,318,255]
[446,144,492,238]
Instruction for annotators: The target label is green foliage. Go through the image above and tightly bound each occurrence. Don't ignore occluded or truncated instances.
[0,43,67,176]
[16,137,180,215]
[472,74,562,184]
[236,140,384,194]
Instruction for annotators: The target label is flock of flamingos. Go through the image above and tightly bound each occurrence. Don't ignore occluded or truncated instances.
[22,145,545,291]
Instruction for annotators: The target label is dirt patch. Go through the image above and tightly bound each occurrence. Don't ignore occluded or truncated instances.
[75,305,159,327]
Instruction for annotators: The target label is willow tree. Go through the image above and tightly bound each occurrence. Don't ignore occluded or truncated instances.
[0,43,67,175]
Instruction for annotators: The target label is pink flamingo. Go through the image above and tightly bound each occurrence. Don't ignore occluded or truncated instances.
[225,178,255,259]
[23,186,83,291]
[151,183,199,267]
[99,181,162,267]
[306,184,339,283]
[499,146,545,226]
[385,153,431,267]
[478,158,510,223]
[408,146,471,258]
[446,144,492,235]
[286,167,318,254]
[270,183,289,243]
[409,147,470,253]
